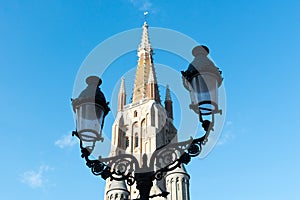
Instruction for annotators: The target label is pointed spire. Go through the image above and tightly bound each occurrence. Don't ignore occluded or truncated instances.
[119,77,126,94]
[138,21,152,53]
[147,64,160,102]
[118,77,126,111]
[165,85,173,119]
[165,85,171,101]
[132,21,160,103]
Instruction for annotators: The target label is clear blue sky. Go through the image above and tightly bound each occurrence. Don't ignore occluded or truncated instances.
[1,0,300,199]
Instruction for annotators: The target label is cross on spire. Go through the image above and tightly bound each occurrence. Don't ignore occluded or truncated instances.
[144,11,149,23]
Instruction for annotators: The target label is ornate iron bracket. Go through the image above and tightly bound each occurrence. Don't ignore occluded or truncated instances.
[72,116,215,200]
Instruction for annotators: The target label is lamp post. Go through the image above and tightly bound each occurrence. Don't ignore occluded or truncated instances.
[181,45,223,142]
[71,45,223,200]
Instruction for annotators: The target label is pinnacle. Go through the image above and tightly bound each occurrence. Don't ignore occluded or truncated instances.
[119,77,126,94]
[165,85,172,101]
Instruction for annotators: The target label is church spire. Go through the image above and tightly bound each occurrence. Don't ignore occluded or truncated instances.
[132,21,160,103]
[138,21,152,53]
[139,12,151,52]
[118,77,126,111]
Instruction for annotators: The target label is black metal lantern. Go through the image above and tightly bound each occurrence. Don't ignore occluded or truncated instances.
[182,45,223,120]
[72,76,110,145]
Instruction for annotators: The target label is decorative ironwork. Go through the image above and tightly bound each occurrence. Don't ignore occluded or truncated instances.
[72,112,216,200]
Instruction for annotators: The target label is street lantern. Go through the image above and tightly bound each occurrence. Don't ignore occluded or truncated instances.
[181,45,223,127]
[72,76,110,146]
[71,46,224,200]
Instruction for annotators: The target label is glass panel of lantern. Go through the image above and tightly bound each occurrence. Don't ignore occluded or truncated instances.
[190,72,219,115]
[75,102,105,142]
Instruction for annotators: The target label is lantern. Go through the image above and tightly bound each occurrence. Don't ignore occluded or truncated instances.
[182,45,223,117]
[72,76,110,143]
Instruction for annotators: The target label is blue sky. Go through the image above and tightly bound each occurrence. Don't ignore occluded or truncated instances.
[1,0,300,199]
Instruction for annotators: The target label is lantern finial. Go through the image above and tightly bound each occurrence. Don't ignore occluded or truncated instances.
[86,76,102,87]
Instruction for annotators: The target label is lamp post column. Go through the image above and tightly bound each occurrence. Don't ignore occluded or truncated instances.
[135,172,154,200]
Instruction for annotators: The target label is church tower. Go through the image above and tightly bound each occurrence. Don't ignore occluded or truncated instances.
[105,21,190,200]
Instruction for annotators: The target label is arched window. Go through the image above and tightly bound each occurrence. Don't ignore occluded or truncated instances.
[125,136,129,149]
[141,119,146,136]
[134,110,137,117]
[120,131,126,149]
[134,133,138,147]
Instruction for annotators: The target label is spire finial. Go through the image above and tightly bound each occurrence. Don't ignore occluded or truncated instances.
[144,11,149,24]
[138,13,151,53]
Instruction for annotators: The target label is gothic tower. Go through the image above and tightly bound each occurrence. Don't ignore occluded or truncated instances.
[105,21,190,200]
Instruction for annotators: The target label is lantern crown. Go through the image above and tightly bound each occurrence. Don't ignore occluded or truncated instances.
[182,45,223,87]
[72,76,110,115]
